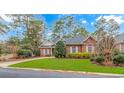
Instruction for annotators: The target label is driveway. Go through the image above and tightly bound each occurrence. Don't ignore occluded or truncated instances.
[0,67,123,78]
[0,57,53,67]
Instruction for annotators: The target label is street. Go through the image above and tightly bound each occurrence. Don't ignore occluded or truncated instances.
[0,67,123,78]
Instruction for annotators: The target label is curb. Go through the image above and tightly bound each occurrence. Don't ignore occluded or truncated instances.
[3,66,124,77]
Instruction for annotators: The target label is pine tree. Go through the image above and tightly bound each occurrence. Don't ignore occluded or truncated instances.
[54,40,66,58]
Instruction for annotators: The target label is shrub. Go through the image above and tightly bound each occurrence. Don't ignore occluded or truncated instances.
[112,49,120,56]
[113,54,124,65]
[33,49,40,56]
[82,52,90,58]
[54,40,66,58]
[95,56,105,64]
[17,49,32,58]
[90,57,95,61]
[67,52,90,59]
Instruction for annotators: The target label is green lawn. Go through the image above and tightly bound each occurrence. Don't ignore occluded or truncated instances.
[9,58,124,74]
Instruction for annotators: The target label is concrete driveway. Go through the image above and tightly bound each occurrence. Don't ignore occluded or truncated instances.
[0,57,52,67]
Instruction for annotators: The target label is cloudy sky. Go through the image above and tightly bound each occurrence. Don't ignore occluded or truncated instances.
[1,14,124,40]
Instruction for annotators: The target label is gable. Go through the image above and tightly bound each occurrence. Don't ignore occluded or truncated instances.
[83,36,96,44]
[115,33,124,43]
[40,40,55,48]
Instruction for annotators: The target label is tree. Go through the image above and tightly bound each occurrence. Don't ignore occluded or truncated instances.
[0,16,9,34]
[8,15,45,51]
[54,40,66,58]
[52,19,64,39]
[6,36,21,57]
[52,15,89,39]
[72,27,89,37]
[7,14,33,37]
[25,20,44,51]
[94,17,120,64]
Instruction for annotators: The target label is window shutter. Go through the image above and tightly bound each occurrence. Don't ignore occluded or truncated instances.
[76,46,78,53]
[47,49,49,54]
[43,49,45,54]
[70,47,72,53]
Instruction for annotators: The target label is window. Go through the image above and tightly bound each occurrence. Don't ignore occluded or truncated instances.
[86,45,94,53]
[88,46,92,53]
[121,44,124,52]
[70,46,78,53]
[72,47,76,53]
[43,49,49,55]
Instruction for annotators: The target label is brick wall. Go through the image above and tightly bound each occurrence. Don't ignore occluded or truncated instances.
[66,37,96,54]
[66,45,82,54]
[115,43,124,52]
[83,37,96,53]
[40,48,52,56]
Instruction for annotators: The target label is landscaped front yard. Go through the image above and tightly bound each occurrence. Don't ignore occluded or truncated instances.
[9,58,124,74]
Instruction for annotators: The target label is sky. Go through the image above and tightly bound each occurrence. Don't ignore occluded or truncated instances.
[1,14,124,41]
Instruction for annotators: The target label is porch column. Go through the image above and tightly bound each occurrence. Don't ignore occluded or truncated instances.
[51,48,52,56]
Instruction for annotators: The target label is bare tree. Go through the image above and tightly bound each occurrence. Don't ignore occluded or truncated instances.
[94,17,120,64]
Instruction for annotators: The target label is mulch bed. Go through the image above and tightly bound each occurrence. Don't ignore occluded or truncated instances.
[91,61,124,67]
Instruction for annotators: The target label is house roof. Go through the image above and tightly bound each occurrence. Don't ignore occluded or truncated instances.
[40,40,55,48]
[64,35,86,45]
[39,35,95,48]
[115,33,124,43]
[39,33,124,48]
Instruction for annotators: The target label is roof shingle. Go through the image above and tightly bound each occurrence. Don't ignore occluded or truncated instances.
[64,35,86,45]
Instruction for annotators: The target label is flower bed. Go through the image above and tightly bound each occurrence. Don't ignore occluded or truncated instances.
[67,52,90,59]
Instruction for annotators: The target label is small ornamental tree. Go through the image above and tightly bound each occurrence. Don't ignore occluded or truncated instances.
[54,40,66,58]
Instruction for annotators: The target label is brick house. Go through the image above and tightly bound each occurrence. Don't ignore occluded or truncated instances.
[40,33,124,56]
[40,35,97,56]
[115,33,124,52]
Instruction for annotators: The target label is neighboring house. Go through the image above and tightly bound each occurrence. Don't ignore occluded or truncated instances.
[115,33,124,52]
[40,35,96,56]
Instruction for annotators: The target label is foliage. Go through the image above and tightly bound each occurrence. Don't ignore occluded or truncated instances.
[113,54,124,65]
[33,49,40,56]
[112,49,120,56]
[72,27,89,37]
[6,36,21,55]
[90,57,95,61]
[7,36,20,46]
[67,52,90,59]
[17,49,32,58]
[54,40,66,58]
[26,20,44,50]
[0,16,10,34]
[7,15,45,51]
[95,56,105,64]
[52,15,88,39]
[0,45,2,56]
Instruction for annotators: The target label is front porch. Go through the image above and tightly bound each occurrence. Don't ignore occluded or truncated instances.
[40,47,54,57]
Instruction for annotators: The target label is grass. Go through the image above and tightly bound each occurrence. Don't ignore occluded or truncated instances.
[9,58,124,74]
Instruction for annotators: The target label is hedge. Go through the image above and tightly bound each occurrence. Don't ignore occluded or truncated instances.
[67,52,90,59]
[95,56,105,64]
[33,49,40,56]
[17,49,32,58]
[113,54,124,65]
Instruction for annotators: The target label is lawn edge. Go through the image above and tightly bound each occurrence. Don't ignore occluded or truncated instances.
[3,66,124,77]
